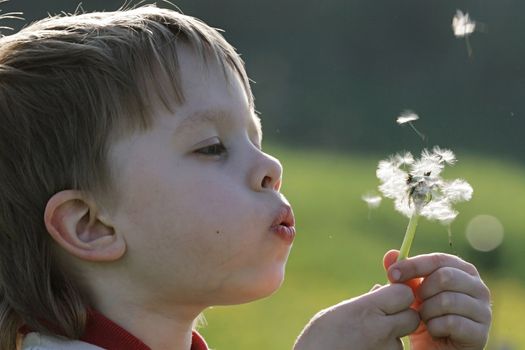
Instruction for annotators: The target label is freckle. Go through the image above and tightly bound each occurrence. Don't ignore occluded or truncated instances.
[216,230,220,234]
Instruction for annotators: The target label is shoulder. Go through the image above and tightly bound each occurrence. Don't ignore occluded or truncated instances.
[22,332,104,350]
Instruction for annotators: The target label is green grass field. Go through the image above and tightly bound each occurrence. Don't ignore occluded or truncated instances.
[199,144,525,350]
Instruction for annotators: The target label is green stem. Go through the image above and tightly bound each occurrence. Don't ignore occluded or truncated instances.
[397,213,420,261]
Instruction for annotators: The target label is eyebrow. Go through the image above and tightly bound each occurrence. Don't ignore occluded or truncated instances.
[174,109,263,141]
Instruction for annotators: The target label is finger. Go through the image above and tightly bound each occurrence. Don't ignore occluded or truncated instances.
[418,266,491,301]
[426,315,489,347]
[387,308,420,338]
[383,249,399,271]
[369,284,414,315]
[383,250,423,299]
[419,291,492,325]
[388,253,479,283]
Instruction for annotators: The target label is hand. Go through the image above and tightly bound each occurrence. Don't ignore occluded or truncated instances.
[384,250,492,350]
[293,283,419,350]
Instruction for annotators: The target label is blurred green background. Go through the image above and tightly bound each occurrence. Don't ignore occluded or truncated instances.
[199,145,524,349]
[4,0,525,348]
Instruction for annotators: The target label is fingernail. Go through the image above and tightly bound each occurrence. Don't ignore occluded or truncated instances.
[391,269,401,281]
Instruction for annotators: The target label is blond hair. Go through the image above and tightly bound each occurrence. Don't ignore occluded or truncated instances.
[0,4,251,349]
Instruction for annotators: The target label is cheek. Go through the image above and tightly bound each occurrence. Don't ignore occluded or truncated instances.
[111,160,289,302]
[115,169,263,270]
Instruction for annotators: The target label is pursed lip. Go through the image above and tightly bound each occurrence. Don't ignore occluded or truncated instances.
[270,205,296,244]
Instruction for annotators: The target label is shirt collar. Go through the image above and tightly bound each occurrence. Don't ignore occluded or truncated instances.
[81,309,209,350]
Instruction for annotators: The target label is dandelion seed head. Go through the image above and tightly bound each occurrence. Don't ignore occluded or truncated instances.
[452,10,476,37]
[432,146,456,165]
[377,159,406,183]
[379,178,406,200]
[420,148,439,162]
[442,179,473,202]
[395,152,414,166]
[377,158,408,199]
[420,199,458,224]
[411,157,444,178]
[394,196,415,218]
[396,111,419,124]
[376,145,472,224]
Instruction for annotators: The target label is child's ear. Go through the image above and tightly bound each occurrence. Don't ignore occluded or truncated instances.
[44,190,126,262]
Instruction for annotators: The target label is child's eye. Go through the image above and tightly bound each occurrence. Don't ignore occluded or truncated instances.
[195,143,227,156]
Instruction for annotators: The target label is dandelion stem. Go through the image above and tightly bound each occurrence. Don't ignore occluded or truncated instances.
[397,213,420,261]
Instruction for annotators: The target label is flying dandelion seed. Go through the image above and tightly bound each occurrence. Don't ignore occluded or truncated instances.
[396,112,419,124]
[362,193,382,220]
[396,110,426,141]
[452,10,476,37]
[376,146,473,260]
[362,194,382,209]
[452,10,476,57]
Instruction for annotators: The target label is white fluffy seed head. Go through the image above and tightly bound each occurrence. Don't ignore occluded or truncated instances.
[376,146,472,223]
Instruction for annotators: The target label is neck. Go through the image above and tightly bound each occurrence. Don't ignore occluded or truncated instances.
[95,298,204,350]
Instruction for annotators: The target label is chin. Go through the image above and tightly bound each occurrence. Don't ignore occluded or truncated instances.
[251,274,285,300]
[221,266,287,305]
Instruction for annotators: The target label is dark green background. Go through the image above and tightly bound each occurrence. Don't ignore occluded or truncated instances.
[3,0,524,163]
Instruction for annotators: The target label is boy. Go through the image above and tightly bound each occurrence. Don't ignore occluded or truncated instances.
[0,4,491,350]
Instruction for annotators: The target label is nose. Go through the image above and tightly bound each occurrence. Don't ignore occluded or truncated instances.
[250,151,283,192]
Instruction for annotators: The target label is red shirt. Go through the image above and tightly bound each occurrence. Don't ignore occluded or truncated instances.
[81,309,209,350]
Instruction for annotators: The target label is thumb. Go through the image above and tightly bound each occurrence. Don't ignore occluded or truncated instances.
[383,249,399,271]
[383,250,422,306]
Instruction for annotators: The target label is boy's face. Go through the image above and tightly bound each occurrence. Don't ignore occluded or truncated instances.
[106,45,294,308]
